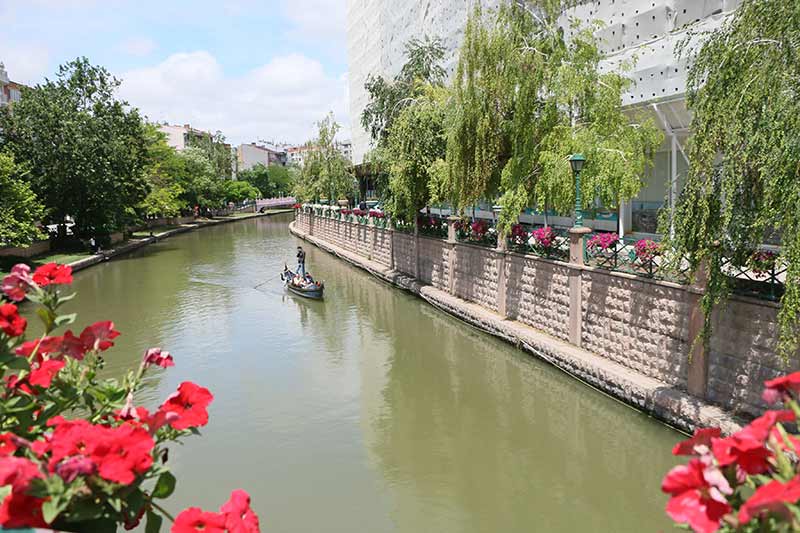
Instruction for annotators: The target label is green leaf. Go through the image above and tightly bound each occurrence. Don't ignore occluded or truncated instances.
[107,497,122,513]
[66,496,104,521]
[58,292,77,303]
[55,313,77,327]
[5,356,30,371]
[145,509,164,533]
[42,496,70,524]
[152,471,176,499]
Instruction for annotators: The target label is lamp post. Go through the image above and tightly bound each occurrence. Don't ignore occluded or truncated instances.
[570,153,587,228]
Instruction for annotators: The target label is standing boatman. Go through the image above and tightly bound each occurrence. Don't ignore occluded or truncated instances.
[296,246,306,276]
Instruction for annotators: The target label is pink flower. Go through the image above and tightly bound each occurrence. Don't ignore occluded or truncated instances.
[738,477,800,525]
[1,264,34,302]
[532,226,554,248]
[55,455,96,482]
[673,428,721,456]
[712,410,794,475]
[221,489,260,533]
[662,458,732,533]
[143,348,174,369]
[763,372,800,404]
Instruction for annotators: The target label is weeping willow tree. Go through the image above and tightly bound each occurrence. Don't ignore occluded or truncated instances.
[293,113,353,203]
[664,0,800,358]
[384,85,448,222]
[444,1,662,231]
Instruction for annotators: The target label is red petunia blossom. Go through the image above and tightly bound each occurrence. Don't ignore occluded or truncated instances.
[738,477,800,525]
[15,336,63,360]
[32,263,72,287]
[79,321,120,352]
[1,264,34,302]
[59,330,88,360]
[0,433,18,457]
[172,507,227,533]
[712,410,794,475]
[662,459,731,533]
[28,359,66,389]
[143,347,174,369]
[0,456,46,528]
[673,428,722,456]
[769,425,800,454]
[160,381,214,430]
[220,489,260,533]
[0,304,26,338]
[763,372,800,404]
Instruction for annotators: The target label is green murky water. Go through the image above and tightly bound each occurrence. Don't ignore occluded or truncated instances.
[54,213,680,532]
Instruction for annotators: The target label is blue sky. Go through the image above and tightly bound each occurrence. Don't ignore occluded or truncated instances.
[0,0,350,144]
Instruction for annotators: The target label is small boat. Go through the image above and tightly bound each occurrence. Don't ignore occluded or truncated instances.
[281,268,324,300]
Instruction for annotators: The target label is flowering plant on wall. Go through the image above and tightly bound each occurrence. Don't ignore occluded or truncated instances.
[663,372,800,533]
[531,226,555,250]
[292,203,301,209]
[749,250,778,278]
[368,210,385,219]
[634,239,660,262]
[509,224,529,246]
[586,232,619,252]
[470,220,488,240]
[0,264,260,532]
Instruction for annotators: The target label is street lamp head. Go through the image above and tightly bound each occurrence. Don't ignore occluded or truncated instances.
[569,153,587,173]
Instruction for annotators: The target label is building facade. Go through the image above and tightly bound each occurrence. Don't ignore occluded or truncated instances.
[286,141,353,169]
[236,143,287,172]
[158,123,235,178]
[346,0,742,235]
[0,63,25,107]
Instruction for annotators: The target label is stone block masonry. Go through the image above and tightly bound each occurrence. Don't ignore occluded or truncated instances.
[292,211,794,425]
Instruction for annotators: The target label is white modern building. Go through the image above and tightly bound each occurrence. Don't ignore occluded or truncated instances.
[346,0,742,235]
[236,143,286,172]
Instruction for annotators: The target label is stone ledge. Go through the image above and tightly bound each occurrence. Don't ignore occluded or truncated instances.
[290,221,744,435]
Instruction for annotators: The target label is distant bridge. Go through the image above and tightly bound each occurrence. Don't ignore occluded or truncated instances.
[255,197,296,210]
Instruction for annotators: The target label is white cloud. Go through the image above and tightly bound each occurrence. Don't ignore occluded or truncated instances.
[0,40,50,85]
[118,51,350,145]
[282,0,347,43]
[119,37,157,57]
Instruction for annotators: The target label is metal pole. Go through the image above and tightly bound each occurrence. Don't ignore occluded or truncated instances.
[574,168,584,228]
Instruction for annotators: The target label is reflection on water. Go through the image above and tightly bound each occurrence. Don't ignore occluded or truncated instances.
[46,214,680,532]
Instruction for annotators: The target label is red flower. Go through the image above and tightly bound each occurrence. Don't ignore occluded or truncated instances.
[160,381,214,430]
[673,428,721,456]
[0,434,18,457]
[28,359,66,389]
[662,459,731,533]
[0,457,46,528]
[221,489,260,533]
[712,410,794,475]
[79,321,120,352]
[143,347,174,369]
[54,456,96,483]
[90,424,154,485]
[1,264,34,302]
[763,372,800,404]
[59,330,89,360]
[738,477,800,525]
[32,263,72,287]
[15,336,63,359]
[172,507,227,533]
[0,304,26,337]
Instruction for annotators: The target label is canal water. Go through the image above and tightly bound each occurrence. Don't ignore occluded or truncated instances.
[57,213,680,532]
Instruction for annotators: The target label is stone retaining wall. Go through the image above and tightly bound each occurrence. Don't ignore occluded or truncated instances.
[0,239,51,258]
[294,212,794,418]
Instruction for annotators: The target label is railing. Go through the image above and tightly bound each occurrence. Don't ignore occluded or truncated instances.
[256,196,296,210]
[584,234,691,284]
[721,251,786,302]
[507,226,570,261]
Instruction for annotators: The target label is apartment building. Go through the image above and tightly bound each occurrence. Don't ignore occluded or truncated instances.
[0,62,25,107]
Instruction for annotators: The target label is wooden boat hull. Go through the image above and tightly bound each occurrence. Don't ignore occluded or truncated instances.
[285,282,324,300]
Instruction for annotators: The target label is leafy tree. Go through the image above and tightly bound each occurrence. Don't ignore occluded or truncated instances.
[223,181,260,204]
[361,36,446,147]
[0,152,45,247]
[267,165,293,196]
[0,57,149,236]
[237,164,272,198]
[665,0,800,356]
[186,130,233,179]
[385,85,448,222]
[176,147,224,208]
[444,2,662,231]
[139,124,186,218]
[295,114,353,203]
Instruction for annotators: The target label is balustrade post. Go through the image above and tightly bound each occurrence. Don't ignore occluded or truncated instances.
[388,219,395,271]
[687,260,710,399]
[567,227,591,346]
[496,232,508,319]
[446,216,459,295]
[413,219,420,279]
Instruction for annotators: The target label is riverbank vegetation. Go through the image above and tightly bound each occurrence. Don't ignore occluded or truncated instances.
[0,58,258,250]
